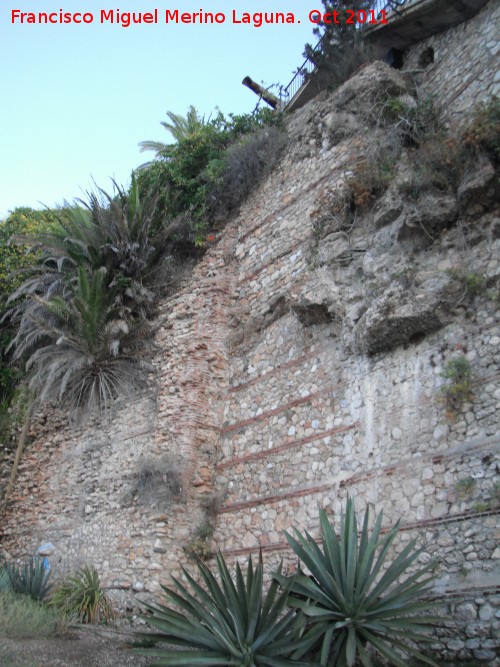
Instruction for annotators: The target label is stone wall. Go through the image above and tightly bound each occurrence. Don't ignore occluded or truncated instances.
[401,0,500,123]
[0,237,237,600]
[208,62,500,662]
[0,12,499,664]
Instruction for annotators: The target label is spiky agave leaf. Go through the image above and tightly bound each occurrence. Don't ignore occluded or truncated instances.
[277,498,442,667]
[137,551,320,666]
[50,565,114,623]
[4,556,51,602]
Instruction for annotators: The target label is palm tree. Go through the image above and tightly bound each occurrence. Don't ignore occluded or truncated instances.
[8,176,167,322]
[10,266,150,415]
[6,178,170,415]
[139,105,205,161]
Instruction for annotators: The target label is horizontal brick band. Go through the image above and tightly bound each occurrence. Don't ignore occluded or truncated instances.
[237,172,332,245]
[219,508,500,558]
[216,423,358,471]
[228,347,329,393]
[219,435,499,514]
[238,239,306,286]
[221,386,337,434]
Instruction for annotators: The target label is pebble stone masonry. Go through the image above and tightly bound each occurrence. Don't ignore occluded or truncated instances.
[1,1,499,663]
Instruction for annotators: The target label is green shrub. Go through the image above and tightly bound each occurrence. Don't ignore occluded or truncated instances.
[304,1,380,91]
[207,126,287,222]
[277,498,440,667]
[136,107,282,247]
[137,552,318,666]
[0,592,65,639]
[439,356,473,414]
[455,477,476,500]
[50,565,114,624]
[463,96,500,163]
[6,177,165,416]
[2,556,51,602]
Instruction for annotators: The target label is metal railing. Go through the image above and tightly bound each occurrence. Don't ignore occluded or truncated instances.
[280,0,417,107]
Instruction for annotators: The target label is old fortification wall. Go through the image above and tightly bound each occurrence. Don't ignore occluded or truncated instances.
[1,2,499,663]
[400,0,500,123]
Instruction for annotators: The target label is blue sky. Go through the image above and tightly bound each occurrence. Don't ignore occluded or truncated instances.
[0,1,317,219]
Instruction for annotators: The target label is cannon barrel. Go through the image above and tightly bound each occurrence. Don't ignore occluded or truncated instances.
[242,76,279,109]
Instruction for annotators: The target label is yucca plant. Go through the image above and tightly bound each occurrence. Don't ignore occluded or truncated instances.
[137,551,321,666]
[50,565,114,624]
[3,556,51,602]
[278,498,441,667]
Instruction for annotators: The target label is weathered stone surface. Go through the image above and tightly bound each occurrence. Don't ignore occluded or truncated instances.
[333,60,410,122]
[458,154,498,214]
[372,189,405,229]
[396,193,459,249]
[1,7,500,661]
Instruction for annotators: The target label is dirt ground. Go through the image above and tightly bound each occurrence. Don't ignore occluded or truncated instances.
[0,624,153,667]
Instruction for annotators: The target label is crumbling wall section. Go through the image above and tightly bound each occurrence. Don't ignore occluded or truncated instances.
[401,0,500,123]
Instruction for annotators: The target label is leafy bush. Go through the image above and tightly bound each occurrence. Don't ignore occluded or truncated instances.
[439,356,473,414]
[136,107,282,247]
[6,179,165,415]
[137,552,318,666]
[463,95,500,163]
[304,1,380,91]
[277,498,440,667]
[2,556,51,602]
[0,564,12,594]
[50,565,114,624]
[0,592,65,639]
[0,208,60,408]
[207,127,287,222]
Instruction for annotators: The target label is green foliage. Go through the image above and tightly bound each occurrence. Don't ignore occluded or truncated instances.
[0,592,65,639]
[6,179,166,415]
[439,356,473,414]
[463,95,500,163]
[136,107,283,247]
[184,493,223,561]
[0,208,59,307]
[455,477,476,500]
[10,265,150,415]
[9,177,165,320]
[2,556,51,602]
[446,269,487,303]
[278,498,440,667]
[304,1,380,90]
[137,552,317,666]
[0,564,12,594]
[0,208,60,408]
[50,565,114,624]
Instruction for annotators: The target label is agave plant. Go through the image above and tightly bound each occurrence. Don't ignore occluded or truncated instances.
[137,551,321,666]
[3,556,51,602]
[278,498,440,667]
[0,562,13,594]
[50,565,114,624]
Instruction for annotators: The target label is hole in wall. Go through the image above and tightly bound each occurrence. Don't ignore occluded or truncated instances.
[419,47,435,68]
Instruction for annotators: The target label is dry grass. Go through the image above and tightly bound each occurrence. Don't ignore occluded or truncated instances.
[0,592,66,639]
